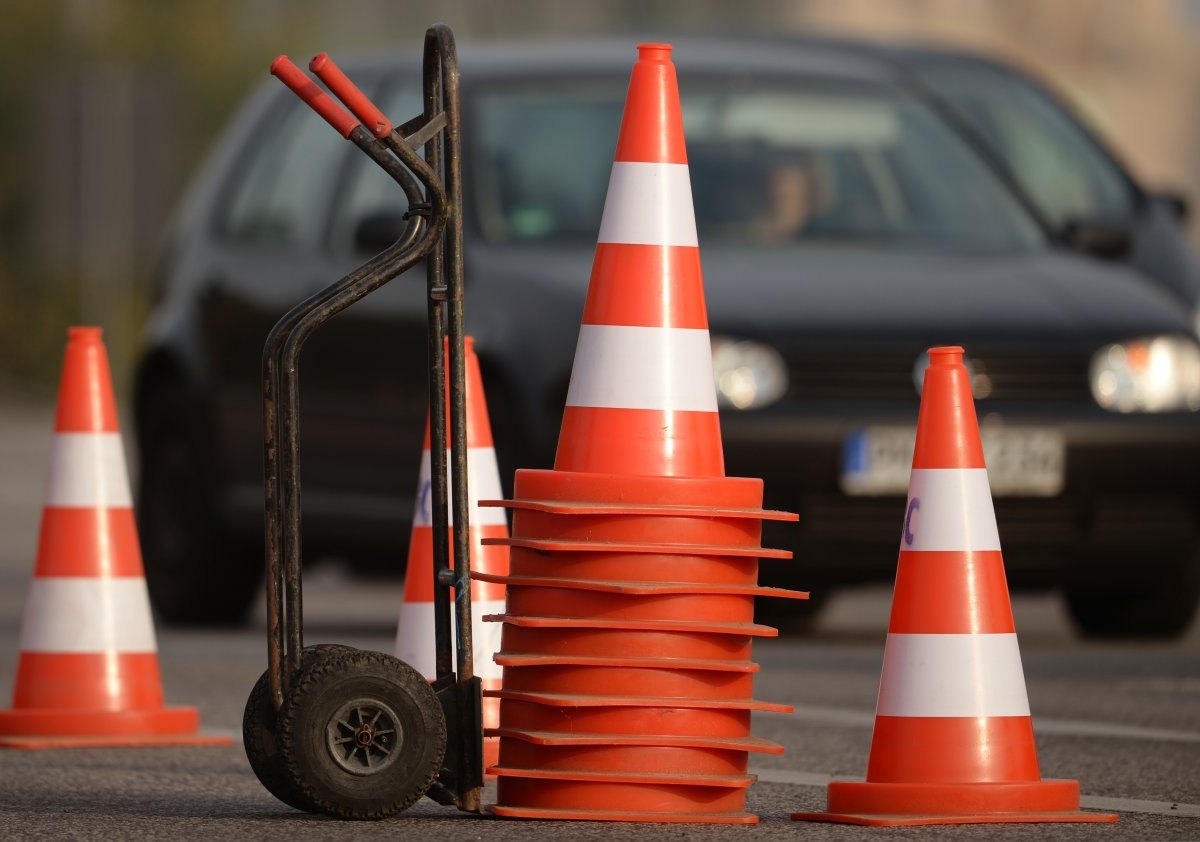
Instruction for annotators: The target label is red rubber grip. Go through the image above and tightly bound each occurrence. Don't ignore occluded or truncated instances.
[310,53,393,139]
[269,55,359,138]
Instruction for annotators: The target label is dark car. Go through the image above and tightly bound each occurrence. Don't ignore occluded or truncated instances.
[822,38,1200,306]
[135,37,1200,637]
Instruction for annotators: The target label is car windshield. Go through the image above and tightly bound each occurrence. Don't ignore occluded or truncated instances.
[471,79,1044,252]
[910,62,1136,229]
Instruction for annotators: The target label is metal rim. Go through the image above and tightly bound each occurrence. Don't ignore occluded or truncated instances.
[325,698,404,776]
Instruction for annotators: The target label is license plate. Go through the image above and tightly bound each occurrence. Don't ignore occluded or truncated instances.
[841,425,1065,497]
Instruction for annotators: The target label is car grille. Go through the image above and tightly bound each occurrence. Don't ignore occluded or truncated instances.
[787,350,1093,403]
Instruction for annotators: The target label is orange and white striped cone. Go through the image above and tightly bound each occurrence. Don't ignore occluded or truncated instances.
[481,44,802,824]
[395,337,509,769]
[0,327,229,749]
[554,43,722,479]
[793,346,1116,826]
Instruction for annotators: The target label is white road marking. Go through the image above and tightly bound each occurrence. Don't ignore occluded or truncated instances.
[763,703,1200,743]
[750,768,1200,818]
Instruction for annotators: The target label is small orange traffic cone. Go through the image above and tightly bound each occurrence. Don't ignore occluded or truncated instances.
[0,327,229,748]
[793,347,1116,826]
[479,43,803,824]
[394,337,509,769]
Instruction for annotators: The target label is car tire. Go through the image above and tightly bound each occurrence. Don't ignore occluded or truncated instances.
[138,380,261,625]
[1065,551,1200,639]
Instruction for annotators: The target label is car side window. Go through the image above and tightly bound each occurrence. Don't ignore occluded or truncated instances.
[328,81,423,256]
[219,94,350,249]
[916,64,1135,228]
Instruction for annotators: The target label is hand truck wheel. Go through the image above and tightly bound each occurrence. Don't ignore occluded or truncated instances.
[278,649,447,820]
[243,643,356,811]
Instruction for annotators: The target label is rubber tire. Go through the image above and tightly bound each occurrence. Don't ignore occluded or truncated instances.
[243,644,355,812]
[1065,553,1200,639]
[279,649,446,820]
[138,381,260,625]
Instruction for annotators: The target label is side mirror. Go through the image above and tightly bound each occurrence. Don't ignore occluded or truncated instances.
[353,210,407,255]
[1151,190,1190,225]
[1059,219,1134,261]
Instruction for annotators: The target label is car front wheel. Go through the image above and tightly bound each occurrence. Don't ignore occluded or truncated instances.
[138,381,261,625]
[1064,548,1200,639]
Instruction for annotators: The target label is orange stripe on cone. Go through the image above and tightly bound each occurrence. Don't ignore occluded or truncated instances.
[0,327,227,748]
[556,406,723,477]
[53,327,119,433]
[793,347,1114,826]
[34,508,144,578]
[613,44,687,165]
[912,347,986,470]
[13,652,165,711]
[867,716,1041,783]
[582,244,708,329]
[888,550,1014,634]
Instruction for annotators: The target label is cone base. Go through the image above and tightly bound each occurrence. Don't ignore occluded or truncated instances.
[792,779,1118,826]
[490,805,758,824]
[0,705,229,748]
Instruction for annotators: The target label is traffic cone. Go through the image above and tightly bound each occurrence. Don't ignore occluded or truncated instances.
[792,346,1117,826]
[0,327,229,748]
[394,337,509,770]
[555,42,721,479]
[477,43,804,824]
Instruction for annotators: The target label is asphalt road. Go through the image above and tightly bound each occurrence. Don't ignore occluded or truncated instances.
[1,397,1198,840]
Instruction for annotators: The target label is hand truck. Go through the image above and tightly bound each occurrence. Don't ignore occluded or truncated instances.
[241,23,483,820]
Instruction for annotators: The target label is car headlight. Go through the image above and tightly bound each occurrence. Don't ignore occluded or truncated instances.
[711,336,788,410]
[1090,335,1200,413]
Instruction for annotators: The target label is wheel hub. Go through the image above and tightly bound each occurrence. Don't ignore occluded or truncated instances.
[326,698,403,776]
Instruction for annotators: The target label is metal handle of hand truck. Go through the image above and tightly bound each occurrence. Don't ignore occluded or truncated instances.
[309,53,394,139]
[263,57,450,709]
[270,55,360,138]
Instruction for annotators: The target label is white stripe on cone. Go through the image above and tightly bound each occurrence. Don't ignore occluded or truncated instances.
[45,433,132,508]
[900,468,1001,552]
[18,578,157,653]
[565,324,717,412]
[875,633,1030,717]
[597,162,699,247]
[395,599,506,681]
[413,447,507,528]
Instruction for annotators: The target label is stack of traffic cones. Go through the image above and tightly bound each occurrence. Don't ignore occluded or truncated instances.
[793,346,1117,826]
[394,337,509,769]
[0,327,228,748]
[475,44,805,824]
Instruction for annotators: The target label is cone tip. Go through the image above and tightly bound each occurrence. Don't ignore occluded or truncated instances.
[928,346,964,367]
[67,326,103,345]
[637,43,673,62]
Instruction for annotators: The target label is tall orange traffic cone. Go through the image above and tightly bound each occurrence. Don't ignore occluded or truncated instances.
[555,42,721,479]
[793,346,1116,826]
[394,337,509,769]
[478,43,804,824]
[0,327,229,748]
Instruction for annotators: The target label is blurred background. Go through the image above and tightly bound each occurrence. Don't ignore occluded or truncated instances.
[1,0,1199,396]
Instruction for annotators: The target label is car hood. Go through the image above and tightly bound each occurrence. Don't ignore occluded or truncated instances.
[704,247,1194,345]
[473,244,1193,349]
